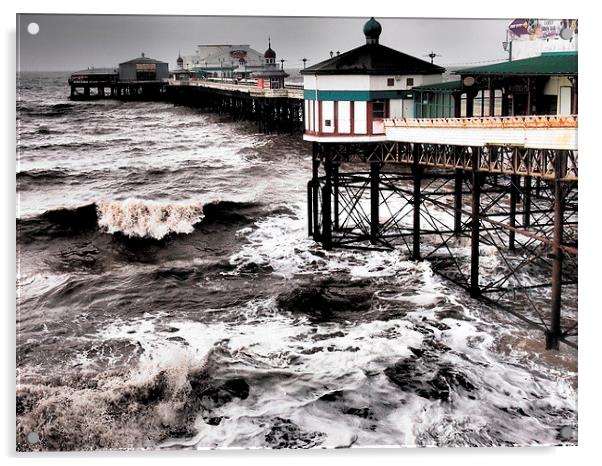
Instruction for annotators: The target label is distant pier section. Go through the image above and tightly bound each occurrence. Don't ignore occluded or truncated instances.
[69,45,304,133]
[69,53,169,100]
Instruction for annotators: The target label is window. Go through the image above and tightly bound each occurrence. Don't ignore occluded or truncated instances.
[387,78,395,87]
[372,100,387,119]
[406,77,414,87]
[324,119,332,127]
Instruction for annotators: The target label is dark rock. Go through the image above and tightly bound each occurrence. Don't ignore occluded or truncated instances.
[343,407,373,419]
[385,355,476,402]
[264,417,326,449]
[204,416,223,426]
[238,262,274,274]
[275,283,373,322]
[312,331,345,341]
[318,390,345,402]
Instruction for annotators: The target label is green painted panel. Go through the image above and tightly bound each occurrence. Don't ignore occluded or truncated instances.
[303,89,413,101]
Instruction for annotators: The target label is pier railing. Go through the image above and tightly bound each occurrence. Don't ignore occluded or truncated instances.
[168,78,303,100]
[384,115,578,151]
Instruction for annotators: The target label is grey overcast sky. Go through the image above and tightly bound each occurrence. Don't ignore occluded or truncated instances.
[17,15,512,72]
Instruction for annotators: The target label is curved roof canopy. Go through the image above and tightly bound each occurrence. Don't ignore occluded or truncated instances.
[457,52,577,76]
[119,54,167,66]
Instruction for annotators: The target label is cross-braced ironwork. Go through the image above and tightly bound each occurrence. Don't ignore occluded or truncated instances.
[307,141,578,350]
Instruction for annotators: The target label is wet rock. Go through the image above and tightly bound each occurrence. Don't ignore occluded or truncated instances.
[384,348,476,403]
[343,407,373,419]
[190,376,250,408]
[300,346,324,355]
[312,331,345,341]
[264,417,326,449]
[238,262,274,274]
[318,390,345,402]
[275,282,373,322]
[166,336,189,346]
[204,416,223,426]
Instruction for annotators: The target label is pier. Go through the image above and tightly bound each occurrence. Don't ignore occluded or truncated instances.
[65,18,578,349]
[167,79,304,134]
[307,115,578,350]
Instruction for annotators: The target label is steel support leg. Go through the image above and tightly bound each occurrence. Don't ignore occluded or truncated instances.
[509,174,519,251]
[322,155,333,250]
[523,175,532,228]
[547,151,567,350]
[307,180,313,237]
[370,162,380,245]
[470,149,481,298]
[333,164,340,231]
[454,168,463,236]
[412,165,423,260]
[312,145,321,240]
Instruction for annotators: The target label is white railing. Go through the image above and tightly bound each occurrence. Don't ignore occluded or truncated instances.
[384,115,578,150]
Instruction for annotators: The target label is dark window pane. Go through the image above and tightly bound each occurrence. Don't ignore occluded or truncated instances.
[372,100,386,119]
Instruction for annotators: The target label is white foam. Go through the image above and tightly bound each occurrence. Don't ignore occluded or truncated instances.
[97,198,204,240]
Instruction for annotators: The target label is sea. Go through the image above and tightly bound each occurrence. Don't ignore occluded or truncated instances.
[16,72,577,451]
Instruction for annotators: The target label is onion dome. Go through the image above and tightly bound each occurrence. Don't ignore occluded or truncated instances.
[176,52,184,66]
[264,38,276,60]
[364,17,382,44]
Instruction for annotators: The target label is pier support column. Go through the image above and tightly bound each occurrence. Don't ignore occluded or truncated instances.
[470,147,482,298]
[322,154,333,250]
[312,143,321,240]
[547,151,568,350]
[454,168,463,236]
[509,174,519,251]
[333,163,340,231]
[307,180,313,237]
[523,175,532,228]
[370,162,380,245]
[412,164,423,261]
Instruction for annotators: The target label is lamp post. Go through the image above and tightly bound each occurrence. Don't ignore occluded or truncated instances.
[502,30,513,61]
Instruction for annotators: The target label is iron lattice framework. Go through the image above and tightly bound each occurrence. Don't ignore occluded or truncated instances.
[308,141,578,350]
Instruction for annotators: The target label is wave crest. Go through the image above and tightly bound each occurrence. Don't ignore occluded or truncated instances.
[97,199,204,240]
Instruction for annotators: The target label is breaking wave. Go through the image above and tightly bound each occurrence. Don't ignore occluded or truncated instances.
[17,199,263,241]
[97,199,204,240]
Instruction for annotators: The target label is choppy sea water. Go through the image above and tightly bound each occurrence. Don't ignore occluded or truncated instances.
[16,72,577,451]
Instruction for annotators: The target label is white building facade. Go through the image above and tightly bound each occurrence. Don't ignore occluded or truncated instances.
[301,18,445,143]
[183,44,265,78]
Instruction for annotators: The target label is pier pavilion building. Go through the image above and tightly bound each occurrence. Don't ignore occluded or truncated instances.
[301,17,445,142]
[251,39,289,89]
[183,44,265,78]
[411,51,577,118]
[118,54,169,82]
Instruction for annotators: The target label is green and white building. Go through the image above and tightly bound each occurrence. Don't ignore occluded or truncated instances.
[301,17,445,142]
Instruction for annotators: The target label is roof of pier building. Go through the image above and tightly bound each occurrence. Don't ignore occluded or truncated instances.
[119,53,168,66]
[457,52,577,76]
[411,80,463,92]
[264,38,276,60]
[301,17,445,76]
[71,67,117,76]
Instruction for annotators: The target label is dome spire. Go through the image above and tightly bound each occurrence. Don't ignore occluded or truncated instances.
[363,17,382,44]
[264,37,276,64]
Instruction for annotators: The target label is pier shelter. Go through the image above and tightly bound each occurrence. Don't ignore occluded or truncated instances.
[301,17,444,142]
[68,68,118,100]
[411,52,578,119]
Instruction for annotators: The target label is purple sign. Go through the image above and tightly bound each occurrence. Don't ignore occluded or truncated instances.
[508,19,578,40]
